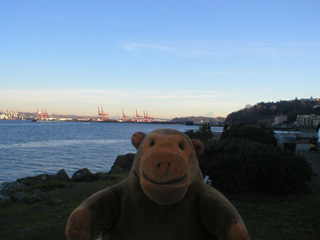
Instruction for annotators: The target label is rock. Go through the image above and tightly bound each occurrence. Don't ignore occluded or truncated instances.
[110,153,135,173]
[110,166,123,174]
[11,191,28,203]
[56,169,71,182]
[71,168,97,182]
[17,174,49,186]
[17,171,72,186]
[0,181,29,195]
[0,193,12,205]
[23,192,46,204]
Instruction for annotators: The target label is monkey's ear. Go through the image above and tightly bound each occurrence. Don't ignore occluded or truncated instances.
[192,139,204,157]
[132,132,147,149]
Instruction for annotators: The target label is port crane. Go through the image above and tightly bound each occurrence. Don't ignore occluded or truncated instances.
[36,109,50,119]
[122,109,130,118]
[142,111,153,122]
[144,111,153,120]
[135,109,143,118]
[42,109,50,119]
[98,106,109,120]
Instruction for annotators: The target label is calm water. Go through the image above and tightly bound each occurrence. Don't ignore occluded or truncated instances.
[0,121,222,184]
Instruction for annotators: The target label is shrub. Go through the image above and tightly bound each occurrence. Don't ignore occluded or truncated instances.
[185,124,214,146]
[221,124,277,146]
[203,139,313,193]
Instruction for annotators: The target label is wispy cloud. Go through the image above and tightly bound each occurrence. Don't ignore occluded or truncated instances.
[118,41,218,57]
[118,40,320,57]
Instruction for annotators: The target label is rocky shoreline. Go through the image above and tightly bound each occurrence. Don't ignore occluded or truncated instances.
[0,153,135,206]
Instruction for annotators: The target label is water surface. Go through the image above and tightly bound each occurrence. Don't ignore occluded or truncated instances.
[0,121,218,184]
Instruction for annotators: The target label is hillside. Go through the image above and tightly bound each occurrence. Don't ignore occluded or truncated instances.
[171,116,225,124]
[226,98,320,125]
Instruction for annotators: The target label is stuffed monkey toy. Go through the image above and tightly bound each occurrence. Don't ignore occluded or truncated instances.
[66,128,250,240]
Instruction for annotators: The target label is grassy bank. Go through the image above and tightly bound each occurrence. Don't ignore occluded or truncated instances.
[0,173,319,240]
[0,173,127,240]
[229,184,320,240]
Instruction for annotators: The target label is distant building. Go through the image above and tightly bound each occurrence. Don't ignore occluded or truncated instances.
[301,96,320,102]
[0,110,21,120]
[313,116,320,126]
[274,115,287,125]
[295,114,320,126]
[290,97,320,102]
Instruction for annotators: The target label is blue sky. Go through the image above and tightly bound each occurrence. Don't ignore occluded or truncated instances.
[1,0,319,118]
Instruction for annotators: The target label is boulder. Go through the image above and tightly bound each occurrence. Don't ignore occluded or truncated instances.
[17,174,49,186]
[23,192,46,204]
[55,169,72,182]
[0,181,29,195]
[71,168,97,182]
[17,171,71,186]
[110,153,135,173]
[110,166,123,174]
[11,191,28,203]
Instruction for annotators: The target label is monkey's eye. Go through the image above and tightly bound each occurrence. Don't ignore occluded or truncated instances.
[150,140,155,147]
[179,143,184,150]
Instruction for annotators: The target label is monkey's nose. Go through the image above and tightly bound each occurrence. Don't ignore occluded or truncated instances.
[157,162,171,176]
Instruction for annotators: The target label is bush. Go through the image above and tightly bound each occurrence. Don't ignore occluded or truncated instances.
[221,124,277,146]
[185,124,214,146]
[202,139,313,193]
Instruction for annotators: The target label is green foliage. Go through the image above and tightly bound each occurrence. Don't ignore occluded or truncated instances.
[186,123,310,193]
[203,139,313,193]
[221,124,277,146]
[185,123,214,146]
[226,99,320,125]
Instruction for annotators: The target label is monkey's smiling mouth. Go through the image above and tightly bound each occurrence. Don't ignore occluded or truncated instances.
[142,171,187,185]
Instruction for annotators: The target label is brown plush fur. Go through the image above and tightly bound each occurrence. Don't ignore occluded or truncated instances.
[66,129,250,240]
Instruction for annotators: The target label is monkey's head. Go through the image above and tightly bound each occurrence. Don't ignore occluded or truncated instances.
[131,129,204,205]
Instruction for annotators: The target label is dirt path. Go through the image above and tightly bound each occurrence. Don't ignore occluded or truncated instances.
[296,144,320,188]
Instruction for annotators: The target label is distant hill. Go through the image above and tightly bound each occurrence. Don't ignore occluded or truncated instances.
[171,116,225,124]
[226,98,320,125]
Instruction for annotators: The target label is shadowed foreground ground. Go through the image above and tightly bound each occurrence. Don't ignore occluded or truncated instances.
[296,143,320,188]
[0,150,320,240]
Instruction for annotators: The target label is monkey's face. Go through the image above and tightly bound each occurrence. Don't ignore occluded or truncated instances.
[132,129,203,205]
